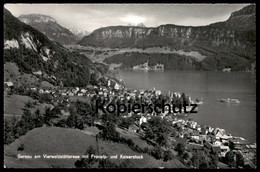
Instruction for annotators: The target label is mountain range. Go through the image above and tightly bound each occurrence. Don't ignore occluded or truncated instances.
[4,8,105,87]
[4,5,256,77]
[127,23,146,27]
[18,14,81,45]
[69,28,91,40]
[78,5,255,71]
[80,5,255,48]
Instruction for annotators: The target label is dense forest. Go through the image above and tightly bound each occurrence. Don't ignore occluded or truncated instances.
[104,52,251,71]
[4,8,104,87]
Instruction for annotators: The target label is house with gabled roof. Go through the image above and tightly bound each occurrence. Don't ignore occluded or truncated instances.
[4,81,13,87]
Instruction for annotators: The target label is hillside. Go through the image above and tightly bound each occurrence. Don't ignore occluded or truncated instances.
[4,126,186,168]
[69,28,91,40]
[103,50,251,71]
[4,91,53,118]
[4,8,104,87]
[104,52,203,70]
[18,14,78,45]
[78,5,256,71]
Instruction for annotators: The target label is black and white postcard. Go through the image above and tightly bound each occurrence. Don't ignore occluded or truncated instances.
[3,3,256,169]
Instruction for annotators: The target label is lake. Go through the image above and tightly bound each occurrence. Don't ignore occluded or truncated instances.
[118,70,256,143]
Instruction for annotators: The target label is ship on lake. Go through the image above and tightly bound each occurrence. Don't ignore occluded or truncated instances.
[217,98,240,104]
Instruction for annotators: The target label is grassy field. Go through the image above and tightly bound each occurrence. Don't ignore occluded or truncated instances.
[4,92,53,118]
[4,127,98,168]
[116,127,154,149]
[4,126,186,168]
[81,126,100,136]
[4,62,39,87]
[76,46,206,65]
[4,62,55,88]
[4,62,21,78]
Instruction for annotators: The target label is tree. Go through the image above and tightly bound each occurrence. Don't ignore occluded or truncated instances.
[66,113,77,128]
[75,158,92,168]
[33,109,44,128]
[85,145,95,156]
[75,116,85,130]
[74,146,96,168]
[156,132,169,147]
[51,107,61,117]
[25,100,33,108]
[145,116,171,147]
[225,151,235,167]
[191,154,199,167]
[20,108,35,131]
[145,127,154,140]
[90,73,98,86]
[17,144,24,151]
[4,119,14,144]
[236,152,244,167]
[44,107,55,126]
[55,119,67,128]
[163,150,173,161]
[99,122,120,142]
[151,146,164,160]
[229,141,235,150]
[74,100,93,117]
[101,113,119,125]
[181,93,188,104]
[171,128,178,138]
[98,159,118,168]
[199,162,209,169]
[209,152,219,168]
[85,115,94,127]
[119,118,133,130]
[183,152,189,160]
[10,115,19,139]
[40,93,52,102]
[175,143,185,156]
[126,138,135,148]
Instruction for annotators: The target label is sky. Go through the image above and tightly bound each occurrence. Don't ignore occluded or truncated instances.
[4,3,251,32]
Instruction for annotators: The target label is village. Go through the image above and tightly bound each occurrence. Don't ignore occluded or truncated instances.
[133,62,164,71]
[4,78,257,168]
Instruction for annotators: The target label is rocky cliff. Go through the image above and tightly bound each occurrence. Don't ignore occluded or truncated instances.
[79,5,256,69]
[18,14,78,45]
[4,8,105,87]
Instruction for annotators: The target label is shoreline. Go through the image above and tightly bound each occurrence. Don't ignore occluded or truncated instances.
[116,70,256,144]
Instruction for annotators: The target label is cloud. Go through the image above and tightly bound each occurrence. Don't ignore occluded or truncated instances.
[119,15,146,25]
[170,15,231,27]
[4,4,250,31]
